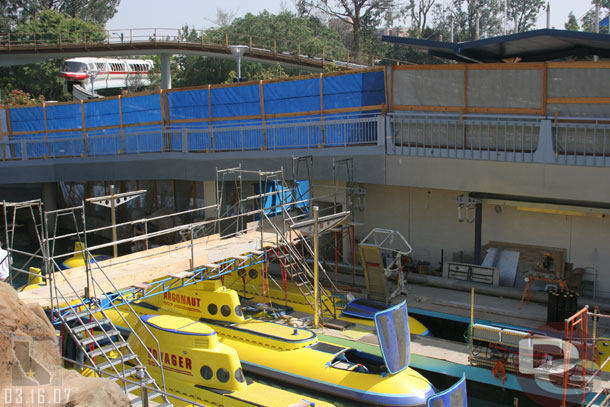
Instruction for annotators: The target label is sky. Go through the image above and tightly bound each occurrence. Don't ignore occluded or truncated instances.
[106,0,595,33]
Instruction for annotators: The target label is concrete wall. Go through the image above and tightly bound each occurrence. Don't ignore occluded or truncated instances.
[358,183,610,298]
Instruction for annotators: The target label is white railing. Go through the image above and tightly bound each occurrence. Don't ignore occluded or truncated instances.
[389,113,542,163]
[554,121,610,167]
[389,113,610,168]
[0,115,380,161]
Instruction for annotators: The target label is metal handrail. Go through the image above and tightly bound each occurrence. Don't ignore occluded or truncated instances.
[87,252,169,397]
[61,355,206,407]
[0,27,410,67]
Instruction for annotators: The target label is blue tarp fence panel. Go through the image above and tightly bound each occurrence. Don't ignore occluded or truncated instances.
[167,88,210,121]
[211,85,261,119]
[85,99,121,129]
[121,94,163,126]
[263,78,321,116]
[4,69,385,155]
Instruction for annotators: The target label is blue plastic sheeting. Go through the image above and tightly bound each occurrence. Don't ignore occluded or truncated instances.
[121,126,164,154]
[121,94,163,126]
[208,120,264,151]
[9,106,45,134]
[374,300,410,375]
[211,85,260,119]
[48,131,84,157]
[255,180,309,218]
[263,78,320,115]
[167,88,209,121]
[426,374,467,407]
[46,103,82,131]
[84,99,121,129]
[322,71,385,110]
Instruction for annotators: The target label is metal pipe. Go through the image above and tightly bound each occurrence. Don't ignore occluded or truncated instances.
[474,202,482,264]
[313,206,319,328]
[110,184,118,258]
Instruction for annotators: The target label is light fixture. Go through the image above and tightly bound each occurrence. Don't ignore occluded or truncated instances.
[228,45,249,82]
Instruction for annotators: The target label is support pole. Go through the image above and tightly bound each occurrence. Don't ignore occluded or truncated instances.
[110,185,118,258]
[474,202,482,265]
[313,206,320,328]
[161,54,172,90]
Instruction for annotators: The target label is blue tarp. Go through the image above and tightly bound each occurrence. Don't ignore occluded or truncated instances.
[46,103,82,131]
[322,71,385,110]
[167,88,210,121]
[374,300,410,375]
[5,70,386,154]
[84,99,121,129]
[255,180,309,218]
[121,94,163,126]
[263,78,320,115]
[211,85,261,119]
[9,106,45,134]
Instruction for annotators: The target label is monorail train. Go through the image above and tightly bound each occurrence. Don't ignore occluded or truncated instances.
[60,57,154,92]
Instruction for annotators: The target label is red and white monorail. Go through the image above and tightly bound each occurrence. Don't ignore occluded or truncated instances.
[60,57,154,91]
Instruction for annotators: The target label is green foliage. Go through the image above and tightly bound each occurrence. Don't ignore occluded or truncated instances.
[0,0,119,31]
[433,0,503,42]
[564,12,580,31]
[0,10,106,101]
[579,1,610,32]
[173,13,350,87]
[309,0,394,56]
[507,0,545,32]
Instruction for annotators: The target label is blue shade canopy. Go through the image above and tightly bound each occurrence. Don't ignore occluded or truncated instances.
[374,299,410,375]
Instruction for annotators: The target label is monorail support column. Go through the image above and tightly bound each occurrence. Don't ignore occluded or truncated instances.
[161,54,172,90]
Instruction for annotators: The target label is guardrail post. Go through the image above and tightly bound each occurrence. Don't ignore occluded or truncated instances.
[377,115,386,149]
[322,48,325,65]
[298,42,301,59]
[201,30,204,47]
[225,33,228,47]
[130,29,133,45]
[59,32,62,49]
[273,40,277,57]
[532,120,555,164]
[20,139,27,161]
[182,128,188,153]
[7,33,11,51]
[154,29,157,45]
[249,36,253,49]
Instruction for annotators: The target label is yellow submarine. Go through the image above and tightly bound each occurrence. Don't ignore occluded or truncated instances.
[75,312,334,407]
[60,242,111,269]
[222,262,431,336]
[108,279,435,406]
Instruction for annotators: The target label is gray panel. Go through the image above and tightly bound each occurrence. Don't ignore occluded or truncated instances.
[548,68,610,98]
[467,69,542,109]
[553,124,610,156]
[392,119,539,152]
[547,103,610,118]
[393,69,463,107]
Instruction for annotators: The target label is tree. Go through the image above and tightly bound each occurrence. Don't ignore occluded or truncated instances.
[580,1,610,32]
[173,12,351,87]
[506,0,544,32]
[2,89,45,105]
[433,0,503,42]
[309,0,394,57]
[405,0,436,37]
[0,10,106,101]
[564,12,580,31]
[206,8,239,27]
[0,0,119,29]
